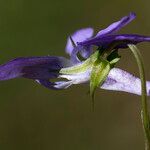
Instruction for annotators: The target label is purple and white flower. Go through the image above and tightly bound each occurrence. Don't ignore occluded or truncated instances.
[0,12,150,96]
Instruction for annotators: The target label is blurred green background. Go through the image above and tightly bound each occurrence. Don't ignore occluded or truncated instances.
[0,0,150,149]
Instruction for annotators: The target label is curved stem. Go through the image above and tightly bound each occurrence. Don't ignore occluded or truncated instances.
[128,44,150,150]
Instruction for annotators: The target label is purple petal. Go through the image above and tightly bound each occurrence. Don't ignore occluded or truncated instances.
[65,28,94,55]
[0,56,71,81]
[101,68,150,96]
[79,34,150,49]
[36,79,60,90]
[70,45,93,64]
[96,12,136,37]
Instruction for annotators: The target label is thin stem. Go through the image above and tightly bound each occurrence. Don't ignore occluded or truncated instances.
[128,44,150,150]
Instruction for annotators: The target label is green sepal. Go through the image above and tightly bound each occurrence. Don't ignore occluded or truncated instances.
[107,50,121,67]
[60,51,99,75]
[90,57,111,99]
[110,57,121,65]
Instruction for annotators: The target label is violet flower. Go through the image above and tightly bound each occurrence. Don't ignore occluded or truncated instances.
[0,12,150,96]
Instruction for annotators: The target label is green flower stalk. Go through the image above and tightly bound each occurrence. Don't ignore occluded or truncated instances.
[129,44,150,150]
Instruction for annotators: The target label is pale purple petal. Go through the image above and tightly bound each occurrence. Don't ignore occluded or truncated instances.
[55,67,150,96]
[70,45,93,64]
[96,12,136,37]
[79,45,93,58]
[65,28,94,55]
[101,68,150,96]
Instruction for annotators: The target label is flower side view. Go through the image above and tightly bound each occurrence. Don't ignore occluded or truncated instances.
[1,12,150,150]
[0,12,150,97]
